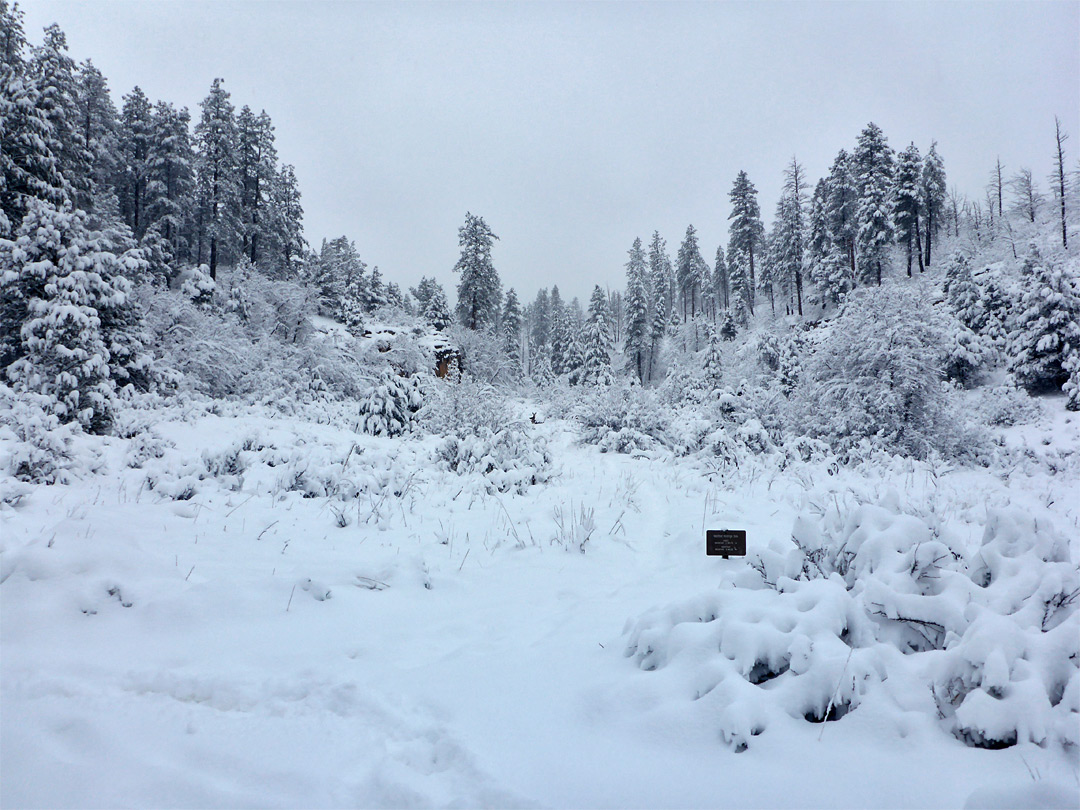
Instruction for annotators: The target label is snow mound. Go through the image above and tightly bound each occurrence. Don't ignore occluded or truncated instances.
[623,500,1079,753]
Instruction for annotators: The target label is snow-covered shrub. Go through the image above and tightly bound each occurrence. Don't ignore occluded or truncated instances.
[123,429,174,469]
[625,498,1079,753]
[434,428,552,494]
[358,367,423,437]
[788,282,965,459]
[575,381,670,453]
[418,374,511,438]
[968,384,1043,427]
[0,386,77,484]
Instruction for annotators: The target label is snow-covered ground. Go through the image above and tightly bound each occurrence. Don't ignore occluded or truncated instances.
[2,396,1078,809]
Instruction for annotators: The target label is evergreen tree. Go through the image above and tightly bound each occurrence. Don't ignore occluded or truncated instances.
[340,272,367,337]
[119,86,153,238]
[269,163,304,277]
[782,156,807,315]
[728,171,764,314]
[309,236,364,318]
[410,276,441,313]
[824,149,858,281]
[702,330,723,392]
[807,177,851,309]
[894,142,925,277]
[453,212,501,331]
[581,285,613,385]
[193,78,240,279]
[714,243,729,311]
[30,24,82,205]
[624,237,650,383]
[363,266,388,313]
[501,287,523,376]
[564,326,585,385]
[529,287,552,355]
[359,366,420,437]
[1,5,66,234]
[727,247,752,326]
[676,224,706,319]
[647,231,668,318]
[1007,250,1080,392]
[237,106,277,266]
[0,199,151,432]
[648,285,666,382]
[549,285,567,374]
[423,283,453,331]
[853,122,896,285]
[145,100,194,266]
[920,141,947,266]
[74,59,119,211]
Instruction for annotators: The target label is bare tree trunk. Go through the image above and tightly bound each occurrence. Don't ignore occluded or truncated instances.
[914,217,925,273]
[1055,117,1068,249]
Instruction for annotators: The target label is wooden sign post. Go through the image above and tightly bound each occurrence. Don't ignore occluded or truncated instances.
[706,529,746,559]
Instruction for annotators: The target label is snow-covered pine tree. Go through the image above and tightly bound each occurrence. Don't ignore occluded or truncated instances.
[340,272,367,337]
[453,212,501,331]
[920,142,947,266]
[423,284,453,331]
[624,237,650,383]
[358,366,419,437]
[193,78,241,279]
[825,149,858,282]
[74,59,120,213]
[564,328,585,385]
[145,100,194,268]
[119,86,153,239]
[269,163,304,277]
[30,25,82,207]
[714,243,729,311]
[1,199,152,432]
[581,285,613,385]
[676,224,706,319]
[894,142,925,277]
[364,266,388,313]
[553,305,578,378]
[530,346,554,387]
[719,310,737,341]
[728,171,764,314]
[727,245,752,326]
[1007,250,1080,393]
[782,156,807,315]
[502,287,523,376]
[237,107,277,267]
[701,330,723,393]
[1,4,66,235]
[1063,346,1080,411]
[854,122,896,286]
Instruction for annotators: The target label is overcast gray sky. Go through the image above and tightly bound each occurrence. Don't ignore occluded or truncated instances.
[23,1,1080,304]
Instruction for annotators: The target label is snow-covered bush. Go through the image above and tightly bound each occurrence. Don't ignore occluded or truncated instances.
[624,498,1079,753]
[575,381,670,454]
[358,367,423,437]
[968,383,1043,427]
[434,428,552,494]
[0,386,77,484]
[788,282,965,459]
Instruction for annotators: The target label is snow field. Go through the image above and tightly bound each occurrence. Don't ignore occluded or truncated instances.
[2,398,1079,808]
